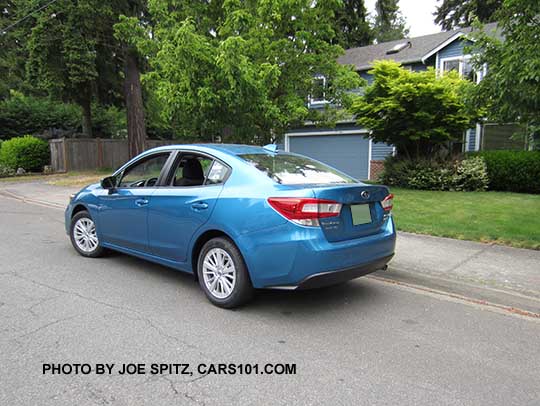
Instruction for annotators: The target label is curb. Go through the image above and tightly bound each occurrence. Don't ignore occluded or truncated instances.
[0,189,65,210]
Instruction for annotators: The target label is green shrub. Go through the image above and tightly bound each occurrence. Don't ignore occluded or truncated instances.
[470,151,540,193]
[92,105,127,139]
[381,156,489,191]
[453,156,489,191]
[0,93,81,139]
[0,164,15,178]
[0,136,50,172]
[0,92,128,139]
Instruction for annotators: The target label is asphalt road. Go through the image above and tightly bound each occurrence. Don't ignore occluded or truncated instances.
[1,196,539,406]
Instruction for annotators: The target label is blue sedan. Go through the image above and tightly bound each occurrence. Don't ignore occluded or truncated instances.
[65,144,396,308]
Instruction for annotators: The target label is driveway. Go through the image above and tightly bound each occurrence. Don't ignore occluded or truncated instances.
[0,192,539,405]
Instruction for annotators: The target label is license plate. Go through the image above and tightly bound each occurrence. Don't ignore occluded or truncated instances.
[351,204,372,225]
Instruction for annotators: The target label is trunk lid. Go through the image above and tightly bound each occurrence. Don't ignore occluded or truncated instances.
[312,184,390,242]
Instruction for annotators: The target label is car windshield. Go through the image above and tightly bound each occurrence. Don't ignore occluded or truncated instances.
[239,153,357,185]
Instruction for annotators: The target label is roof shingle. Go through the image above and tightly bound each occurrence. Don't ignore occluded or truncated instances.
[338,22,499,71]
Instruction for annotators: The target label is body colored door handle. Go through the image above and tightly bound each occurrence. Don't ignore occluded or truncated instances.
[191,202,209,210]
[135,198,149,207]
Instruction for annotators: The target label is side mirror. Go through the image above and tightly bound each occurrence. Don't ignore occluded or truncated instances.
[101,176,117,191]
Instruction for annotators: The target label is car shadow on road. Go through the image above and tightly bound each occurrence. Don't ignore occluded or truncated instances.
[249,282,383,315]
[100,250,384,317]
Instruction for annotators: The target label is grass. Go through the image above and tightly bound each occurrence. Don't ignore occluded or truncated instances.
[390,187,540,250]
[0,169,111,188]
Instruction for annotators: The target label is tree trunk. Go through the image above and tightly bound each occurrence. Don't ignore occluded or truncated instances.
[80,95,93,138]
[124,48,147,158]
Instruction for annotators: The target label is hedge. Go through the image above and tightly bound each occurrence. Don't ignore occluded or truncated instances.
[469,151,540,194]
[0,94,81,139]
[0,93,127,139]
[0,135,50,172]
[381,156,489,192]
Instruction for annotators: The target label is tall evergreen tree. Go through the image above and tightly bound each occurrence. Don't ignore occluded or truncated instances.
[334,0,373,48]
[435,0,503,30]
[115,0,151,157]
[373,0,409,43]
[0,1,33,99]
[25,0,123,137]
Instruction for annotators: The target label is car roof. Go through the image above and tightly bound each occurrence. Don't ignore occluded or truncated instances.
[146,143,279,157]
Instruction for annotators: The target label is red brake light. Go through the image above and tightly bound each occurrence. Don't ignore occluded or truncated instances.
[268,198,342,226]
[381,194,394,212]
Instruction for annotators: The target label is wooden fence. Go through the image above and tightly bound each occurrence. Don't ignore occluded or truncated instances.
[49,138,176,172]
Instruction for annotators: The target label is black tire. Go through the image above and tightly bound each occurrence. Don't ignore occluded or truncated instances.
[69,210,106,258]
[197,237,254,308]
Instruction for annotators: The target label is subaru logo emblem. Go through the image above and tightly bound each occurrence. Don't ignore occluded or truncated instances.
[361,191,370,199]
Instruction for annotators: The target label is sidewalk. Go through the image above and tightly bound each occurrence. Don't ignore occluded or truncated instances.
[2,179,539,311]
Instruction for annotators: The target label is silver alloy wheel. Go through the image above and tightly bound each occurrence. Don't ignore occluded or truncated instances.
[73,217,99,253]
[202,248,237,299]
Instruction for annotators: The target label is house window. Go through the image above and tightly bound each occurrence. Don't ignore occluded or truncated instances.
[442,59,460,74]
[440,56,479,83]
[309,75,329,106]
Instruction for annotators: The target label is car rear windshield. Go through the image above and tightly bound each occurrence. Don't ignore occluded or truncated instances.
[239,153,357,185]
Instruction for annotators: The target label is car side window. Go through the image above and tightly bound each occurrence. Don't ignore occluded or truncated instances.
[118,153,169,188]
[170,154,228,187]
[205,161,229,185]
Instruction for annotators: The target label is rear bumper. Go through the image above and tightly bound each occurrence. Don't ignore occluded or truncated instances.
[237,216,396,289]
[270,254,393,290]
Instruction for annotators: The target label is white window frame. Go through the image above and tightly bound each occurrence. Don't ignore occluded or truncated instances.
[439,55,483,83]
[308,74,330,107]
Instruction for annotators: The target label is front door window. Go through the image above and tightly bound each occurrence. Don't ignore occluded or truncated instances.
[119,154,170,188]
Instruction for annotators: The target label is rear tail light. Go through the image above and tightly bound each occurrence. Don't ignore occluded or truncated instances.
[268,198,342,227]
[381,194,394,212]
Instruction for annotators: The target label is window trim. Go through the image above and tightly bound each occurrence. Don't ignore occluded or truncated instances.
[161,150,232,188]
[308,74,330,107]
[439,55,482,83]
[114,151,174,190]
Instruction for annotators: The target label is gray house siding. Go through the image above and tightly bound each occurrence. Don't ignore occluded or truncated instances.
[466,128,477,151]
[359,71,373,85]
[372,142,394,160]
[407,62,429,72]
[436,38,473,70]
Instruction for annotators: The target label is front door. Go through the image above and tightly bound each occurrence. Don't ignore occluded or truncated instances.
[148,153,230,263]
[98,152,171,252]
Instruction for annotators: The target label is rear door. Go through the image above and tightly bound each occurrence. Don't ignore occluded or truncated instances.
[313,185,390,242]
[147,152,230,263]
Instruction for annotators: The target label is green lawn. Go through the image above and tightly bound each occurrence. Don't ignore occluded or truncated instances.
[0,169,111,188]
[390,188,540,250]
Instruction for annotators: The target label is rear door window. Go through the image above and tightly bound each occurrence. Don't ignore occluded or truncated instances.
[239,153,357,185]
[169,153,230,187]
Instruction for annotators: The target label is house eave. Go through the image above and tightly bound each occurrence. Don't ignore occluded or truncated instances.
[421,32,465,63]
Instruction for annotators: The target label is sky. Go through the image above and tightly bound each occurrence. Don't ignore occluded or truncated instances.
[365,0,442,38]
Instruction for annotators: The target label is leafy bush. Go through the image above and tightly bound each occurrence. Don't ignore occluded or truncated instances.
[0,164,15,178]
[92,105,127,139]
[0,93,80,139]
[381,156,489,192]
[0,136,50,172]
[470,151,540,193]
[453,156,490,191]
[0,92,128,139]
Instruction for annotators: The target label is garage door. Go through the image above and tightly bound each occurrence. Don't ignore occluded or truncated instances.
[288,134,370,180]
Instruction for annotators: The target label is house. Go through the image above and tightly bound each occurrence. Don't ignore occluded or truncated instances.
[285,23,520,181]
